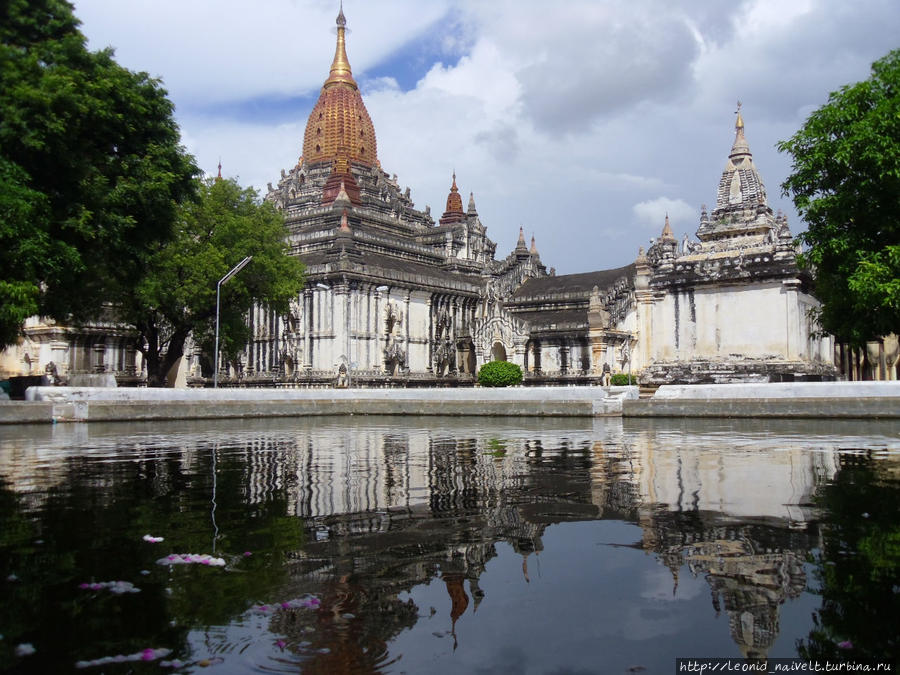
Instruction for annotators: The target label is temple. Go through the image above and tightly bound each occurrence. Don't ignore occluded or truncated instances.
[6,9,891,388]
[214,13,834,387]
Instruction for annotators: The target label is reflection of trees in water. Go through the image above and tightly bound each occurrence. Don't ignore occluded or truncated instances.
[799,454,900,666]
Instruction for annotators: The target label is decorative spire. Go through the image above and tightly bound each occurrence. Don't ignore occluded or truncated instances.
[216,158,222,182]
[325,3,357,90]
[661,212,675,240]
[514,226,529,257]
[730,100,750,157]
[697,104,777,244]
[530,234,538,255]
[301,5,378,167]
[440,171,465,224]
[333,178,352,208]
[467,191,477,216]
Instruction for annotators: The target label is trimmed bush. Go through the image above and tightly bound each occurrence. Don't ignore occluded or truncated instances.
[610,373,633,386]
[477,361,523,387]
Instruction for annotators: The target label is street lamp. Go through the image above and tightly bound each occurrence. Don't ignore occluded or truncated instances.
[214,256,252,388]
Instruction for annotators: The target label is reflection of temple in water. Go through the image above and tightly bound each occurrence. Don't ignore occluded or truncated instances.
[214,421,839,661]
[627,423,838,657]
[5,417,887,662]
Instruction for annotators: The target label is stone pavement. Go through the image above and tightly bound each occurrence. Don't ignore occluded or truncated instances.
[2,382,897,424]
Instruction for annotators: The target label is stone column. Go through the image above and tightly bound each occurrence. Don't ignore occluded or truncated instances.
[93,340,107,373]
[403,291,411,372]
[303,289,313,370]
[782,279,802,360]
[450,300,458,374]
[426,294,433,373]
[374,288,383,373]
[333,282,350,372]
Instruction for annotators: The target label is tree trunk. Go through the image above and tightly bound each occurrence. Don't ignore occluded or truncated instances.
[141,317,190,388]
[157,329,190,387]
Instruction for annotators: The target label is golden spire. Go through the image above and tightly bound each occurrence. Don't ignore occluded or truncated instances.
[731,100,750,157]
[301,6,378,167]
[325,3,357,90]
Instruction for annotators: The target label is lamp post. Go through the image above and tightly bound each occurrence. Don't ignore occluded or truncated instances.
[214,256,252,388]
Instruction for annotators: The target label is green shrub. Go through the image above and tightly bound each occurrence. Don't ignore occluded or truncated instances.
[477,361,523,387]
[610,373,633,386]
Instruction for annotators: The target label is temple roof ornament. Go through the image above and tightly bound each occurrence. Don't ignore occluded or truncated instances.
[530,235,538,255]
[696,104,777,243]
[467,192,478,216]
[332,179,353,209]
[301,7,378,167]
[440,172,466,224]
[516,227,528,250]
[660,213,675,240]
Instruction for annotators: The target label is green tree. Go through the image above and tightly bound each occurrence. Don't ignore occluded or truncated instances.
[0,0,197,347]
[121,176,305,386]
[778,49,900,346]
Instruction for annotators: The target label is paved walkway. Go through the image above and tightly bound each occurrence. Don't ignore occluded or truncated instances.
[2,382,897,424]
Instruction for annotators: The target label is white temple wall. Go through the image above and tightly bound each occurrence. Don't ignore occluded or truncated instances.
[650,282,809,361]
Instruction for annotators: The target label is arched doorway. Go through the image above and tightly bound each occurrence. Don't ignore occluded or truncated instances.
[491,342,507,362]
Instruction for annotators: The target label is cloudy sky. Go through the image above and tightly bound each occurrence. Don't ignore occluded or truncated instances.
[71,0,900,275]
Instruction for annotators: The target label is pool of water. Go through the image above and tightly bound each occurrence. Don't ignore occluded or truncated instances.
[1,416,897,673]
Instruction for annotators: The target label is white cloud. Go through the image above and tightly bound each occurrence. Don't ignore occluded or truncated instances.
[632,198,696,232]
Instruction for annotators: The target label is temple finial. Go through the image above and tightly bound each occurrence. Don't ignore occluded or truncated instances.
[730,101,749,157]
[661,212,674,240]
[326,1,355,89]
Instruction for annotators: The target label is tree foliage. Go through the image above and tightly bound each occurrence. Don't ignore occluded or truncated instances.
[778,49,900,346]
[477,360,523,387]
[121,177,305,386]
[0,0,197,347]
[798,458,900,664]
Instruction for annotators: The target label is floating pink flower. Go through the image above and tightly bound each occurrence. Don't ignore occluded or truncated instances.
[78,580,140,594]
[142,534,164,543]
[837,640,853,649]
[15,643,36,657]
[156,553,225,567]
[243,551,252,557]
[75,647,171,668]
[160,659,186,668]
[276,640,286,649]
[250,595,321,615]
